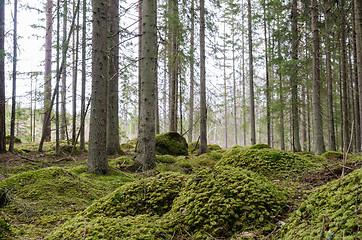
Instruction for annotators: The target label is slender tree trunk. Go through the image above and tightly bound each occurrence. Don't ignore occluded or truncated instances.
[80,0,86,150]
[199,0,207,154]
[106,0,122,155]
[355,0,362,152]
[0,0,4,152]
[263,0,271,147]
[248,0,256,145]
[55,0,60,155]
[136,0,157,170]
[9,0,17,152]
[232,20,237,146]
[291,0,301,152]
[72,0,79,143]
[277,16,285,151]
[242,0,246,146]
[87,0,110,174]
[61,0,68,141]
[311,0,326,155]
[223,21,228,148]
[43,0,53,142]
[187,0,195,143]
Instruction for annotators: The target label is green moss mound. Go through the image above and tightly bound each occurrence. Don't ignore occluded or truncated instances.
[321,151,344,161]
[156,154,177,164]
[279,168,362,239]
[0,219,12,239]
[5,135,21,144]
[0,167,109,222]
[155,132,188,156]
[48,172,187,239]
[0,187,7,207]
[221,145,246,159]
[208,144,222,151]
[217,148,316,180]
[191,153,221,168]
[164,166,287,239]
[250,143,271,149]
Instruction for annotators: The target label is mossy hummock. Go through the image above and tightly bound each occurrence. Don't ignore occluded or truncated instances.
[155,132,188,156]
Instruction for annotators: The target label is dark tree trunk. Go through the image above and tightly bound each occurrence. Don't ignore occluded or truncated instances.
[187,0,195,143]
[0,0,4,153]
[248,0,256,145]
[61,0,67,141]
[87,0,110,174]
[80,0,86,150]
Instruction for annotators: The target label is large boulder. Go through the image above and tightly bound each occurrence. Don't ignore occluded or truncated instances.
[155,132,188,156]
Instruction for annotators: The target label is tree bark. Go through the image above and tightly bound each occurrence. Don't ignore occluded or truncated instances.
[223,21,228,148]
[264,1,271,147]
[136,0,157,170]
[248,0,256,145]
[187,0,195,143]
[80,0,86,150]
[61,0,67,141]
[43,0,53,142]
[0,0,4,153]
[106,0,122,155]
[9,0,17,152]
[291,0,301,152]
[55,0,60,155]
[72,0,80,143]
[311,0,326,155]
[87,0,110,174]
[355,0,362,152]
[199,0,207,155]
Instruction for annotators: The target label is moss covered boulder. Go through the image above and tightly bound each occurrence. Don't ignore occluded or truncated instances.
[5,135,21,144]
[164,166,288,239]
[321,151,344,161]
[0,219,12,239]
[279,168,362,239]
[155,132,188,156]
[217,148,316,180]
[250,143,271,150]
[48,172,187,239]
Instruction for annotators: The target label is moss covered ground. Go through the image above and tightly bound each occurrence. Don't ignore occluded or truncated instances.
[0,140,361,239]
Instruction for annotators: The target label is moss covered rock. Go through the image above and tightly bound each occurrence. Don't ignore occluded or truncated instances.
[48,172,187,239]
[0,219,12,239]
[156,154,177,164]
[0,187,7,207]
[164,166,288,239]
[250,143,271,150]
[279,168,362,239]
[321,151,344,161]
[5,135,21,144]
[217,148,316,180]
[155,132,188,156]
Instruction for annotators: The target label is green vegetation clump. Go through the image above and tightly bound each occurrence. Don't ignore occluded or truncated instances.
[279,168,362,239]
[208,144,222,151]
[321,151,344,161]
[0,187,7,207]
[109,156,133,168]
[218,148,316,180]
[0,219,12,239]
[191,153,221,168]
[156,154,177,164]
[48,172,187,239]
[155,132,188,156]
[164,166,288,239]
[120,139,137,153]
[250,143,271,149]
[188,141,199,153]
[221,145,246,159]
[5,135,21,144]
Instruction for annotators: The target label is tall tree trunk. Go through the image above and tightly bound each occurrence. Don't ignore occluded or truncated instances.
[223,21,228,148]
[232,20,238,146]
[352,0,361,152]
[355,0,362,152]
[340,0,349,154]
[43,0,53,142]
[55,0,60,155]
[106,0,122,155]
[9,0,17,152]
[136,0,157,170]
[311,0,326,155]
[277,16,285,151]
[291,0,301,152]
[87,0,110,174]
[72,0,80,143]
[199,0,207,155]
[80,0,86,150]
[187,0,195,143]
[242,0,246,146]
[61,0,68,141]
[168,0,179,132]
[248,0,256,145]
[263,0,271,147]
[323,0,336,151]
[0,0,4,153]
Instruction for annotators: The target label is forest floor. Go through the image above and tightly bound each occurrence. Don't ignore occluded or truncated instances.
[0,140,361,239]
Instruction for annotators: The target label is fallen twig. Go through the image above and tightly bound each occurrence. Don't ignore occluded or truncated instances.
[322,164,338,179]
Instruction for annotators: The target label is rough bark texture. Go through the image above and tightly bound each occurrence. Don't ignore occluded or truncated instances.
[9,0,17,152]
[87,0,110,174]
[355,0,362,152]
[264,3,271,147]
[324,0,336,151]
[291,0,301,152]
[199,0,207,155]
[61,0,67,141]
[340,0,349,153]
[223,22,228,148]
[277,17,285,151]
[311,0,326,155]
[0,0,4,153]
[136,0,157,171]
[187,0,195,144]
[248,0,256,145]
[106,0,122,155]
[43,0,53,142]
[80,0,86,150]
[72,0,79,143]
